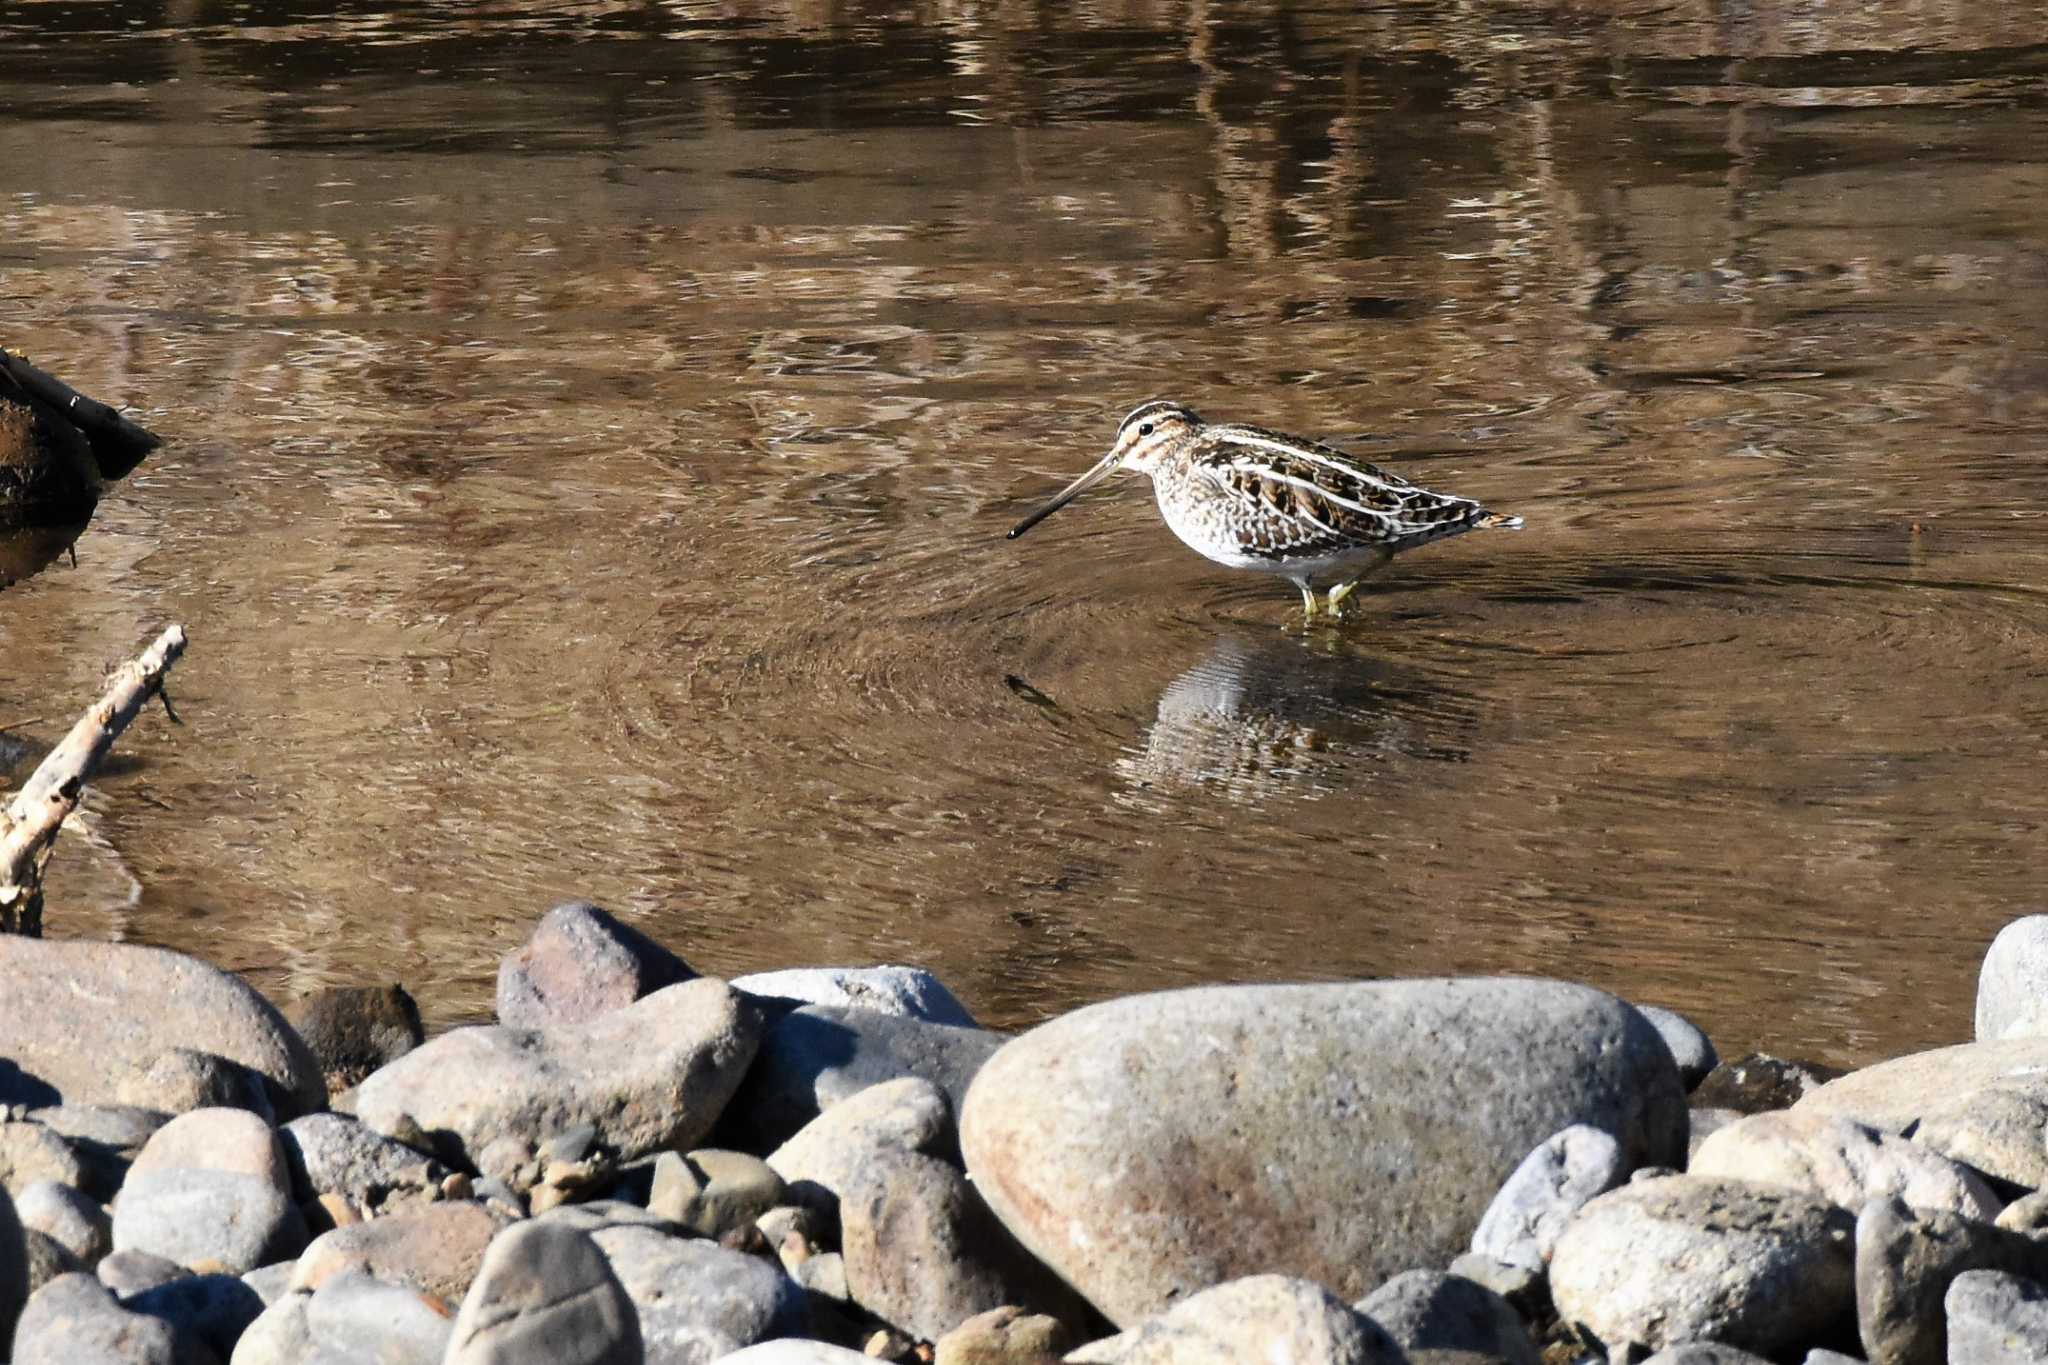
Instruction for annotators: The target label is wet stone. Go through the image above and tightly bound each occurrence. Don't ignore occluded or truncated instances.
[933,1305,1071,1365]
[1693,1054,1846,1114]
[734,965,978,1027]
[284,984,426,1092]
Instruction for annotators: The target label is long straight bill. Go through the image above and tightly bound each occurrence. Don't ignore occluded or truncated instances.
[1006,451,1121,540]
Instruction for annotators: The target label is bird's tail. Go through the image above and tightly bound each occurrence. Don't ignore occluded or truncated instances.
[1477,512,1524,530]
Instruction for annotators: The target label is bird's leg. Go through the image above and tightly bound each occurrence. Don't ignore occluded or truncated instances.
[1292,578,1319,619]
[1324,549,1394,618]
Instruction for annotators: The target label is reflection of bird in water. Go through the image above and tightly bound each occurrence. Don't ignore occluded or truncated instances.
[1009,401,1521,618]
[1114,633,1464,805]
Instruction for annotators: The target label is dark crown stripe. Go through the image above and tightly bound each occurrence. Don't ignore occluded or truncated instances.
[1118,399,1196,432]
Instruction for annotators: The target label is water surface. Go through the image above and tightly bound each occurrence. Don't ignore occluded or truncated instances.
[5,0,2048,1065]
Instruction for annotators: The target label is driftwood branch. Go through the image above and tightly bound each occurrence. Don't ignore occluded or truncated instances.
[0,624,187,936]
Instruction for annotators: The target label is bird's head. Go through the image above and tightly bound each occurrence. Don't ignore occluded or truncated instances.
[1007,400,1203,539]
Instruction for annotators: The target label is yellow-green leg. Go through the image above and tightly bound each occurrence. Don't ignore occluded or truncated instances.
[1324,549,1394,617]
[1292,578,1319,619]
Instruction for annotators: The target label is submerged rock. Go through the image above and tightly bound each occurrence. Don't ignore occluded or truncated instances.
[960,978,1685,1326]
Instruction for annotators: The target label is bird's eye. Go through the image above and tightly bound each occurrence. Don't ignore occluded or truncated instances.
[1138,422,1154,436]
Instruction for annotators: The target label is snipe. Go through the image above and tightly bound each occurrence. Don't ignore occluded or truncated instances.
[1008,400,1522,618]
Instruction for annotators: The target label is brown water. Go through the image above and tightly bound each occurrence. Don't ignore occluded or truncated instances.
[5,0,2048,1067]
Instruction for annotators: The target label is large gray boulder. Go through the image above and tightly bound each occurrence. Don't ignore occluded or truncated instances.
[1690,1111,2001,1222]
[960,978,1685,1326]
[290,1199,507,1304]
[1976,917,2048,1042]
[354,978,760,1188]
[728,1005,1006,1150]
[1549,1176,1855,1359]
[496,901,695,1030]
[0,939,323,1119]
[444,1220,640,1365]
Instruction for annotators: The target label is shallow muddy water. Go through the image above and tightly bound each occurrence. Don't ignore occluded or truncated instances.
[5,0,2048,1065]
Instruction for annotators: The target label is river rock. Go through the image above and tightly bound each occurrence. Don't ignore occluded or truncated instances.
[355,977,759,1188]
[15,1178,111,1263]
[1470,1123,1626,1271]
[1636,1005,1719,1090]
[961,978,1685,1326]
[280,1112,449,1218]
[842,1142,1089,1341]
[1943,1267,2048,1364]
[290,1198,506,1303]
[1549,1175,1855,1358]
[1976,917,2048,1042]
[646,1149,786,1239]
[1854,1197,2048,1365]
[309,1271,454,1362]
[730,1005,1006,1150]
[1074,1275,1403,1365]
[734,966,978,1027]
[0,1120,90,1200]
[284,984,425,1091]
[1912,1087,2048,1191]
[719,1346,872,1363]
[934,1305,1070,1364]
[122,1272,266,1359]
[1640,1347,1775,1364]
[27,1104,166,1198]
[1996,1191,2048,1236]
[590,1223,809,1361]
[444,1220,641,1365]
[1353,1269,1538,1365]
[1690,1110,2001,1221]
[112,1110,306,1274]
[0,939,323,1119]
[1695,1054,1844,1114]
[768,1076,955,1222]
[116,1047,273,1119]
[496,900,695,1030]
[242,1261,295,1306]
[1793,1036,2048,1134]
[12,1271,213,1365]
[97,1248,186,1296]
[21,1226,81,1296]
[224,1289,313,1365]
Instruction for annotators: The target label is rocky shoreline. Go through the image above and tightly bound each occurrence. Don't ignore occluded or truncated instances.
[4,904,2048,1364]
